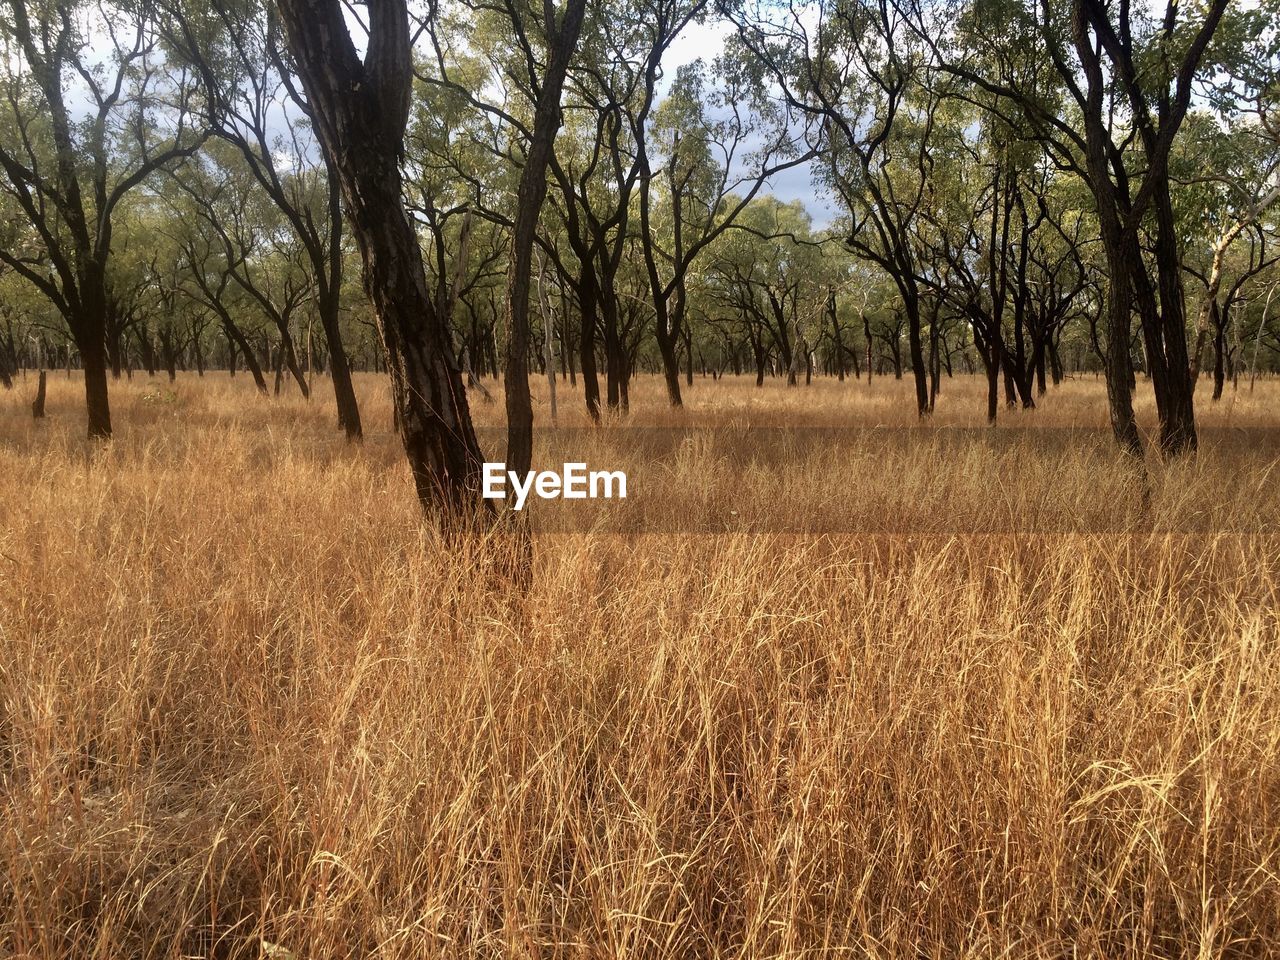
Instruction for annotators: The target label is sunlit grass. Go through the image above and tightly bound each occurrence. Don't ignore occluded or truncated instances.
[1,370,1278,958]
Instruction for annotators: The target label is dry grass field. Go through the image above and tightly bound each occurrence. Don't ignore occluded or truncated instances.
[2,370,1279,958]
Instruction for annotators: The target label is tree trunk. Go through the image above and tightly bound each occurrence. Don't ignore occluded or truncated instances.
[578,270,601,422]
[318,176,363,440]
[502,0,587,475]
[863,313,873,385]
[1212,318,1226,401]
[31,369,46,418]
[82,338,112,439]
[276,0,487,514]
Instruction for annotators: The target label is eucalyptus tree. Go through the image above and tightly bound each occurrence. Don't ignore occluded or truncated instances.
[273,0,488,515]
[1177,100,1280,396]
[165,0,364,436]
[0,0,208,436]
[423,0,589,470]
[901,0,1230,455]
[161,173,272,392]
[909,111,1063,420]
[524,0,717,418]
[703,195,827,385]
[170,148,315,395]
[725,0,940,416]
[640,48,819,405]
[404,74,512,368]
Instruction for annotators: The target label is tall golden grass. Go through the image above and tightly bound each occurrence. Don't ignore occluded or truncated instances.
[1,370,1279,958]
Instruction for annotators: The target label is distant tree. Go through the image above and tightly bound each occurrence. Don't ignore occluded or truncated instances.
[0,0,207,436]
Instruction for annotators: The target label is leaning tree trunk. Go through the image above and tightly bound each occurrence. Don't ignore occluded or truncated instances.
[276,0,486,514]
[223,321,268,394]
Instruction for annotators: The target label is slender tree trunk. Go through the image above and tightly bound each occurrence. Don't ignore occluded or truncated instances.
[501,0,587,478]
[319,177,363,440]
[1212,316,1227,401]
[31,369,46,418]
[578,271,601,422]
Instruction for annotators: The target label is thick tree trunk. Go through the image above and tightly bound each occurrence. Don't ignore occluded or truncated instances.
[904,295,929,416]
[321,297,362,439]
[656,324,683,405]
[1098,228,1143,457]
[82,339,112,439]
[1149,186,1197,453]
[277,0,486,513]
[1048,339,1063,385]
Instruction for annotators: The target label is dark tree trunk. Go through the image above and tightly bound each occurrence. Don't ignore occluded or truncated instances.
[318,172,362,440]
[279,328,310,397]
[82,339,112,439]
[829,291,846,382]
[656,329,682,404]
[684,323,693,387]
[277,0,488,513]
[603,297,622,408]
[226,322,268,394]
[501,0,585,479]
[1212,318,1226,401]
[31,369,47,418]
[863,313,873,385]
[578,271,601,422]
[985,335,999,426]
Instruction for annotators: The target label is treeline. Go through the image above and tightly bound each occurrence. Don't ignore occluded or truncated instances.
[1,0,1278,508]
